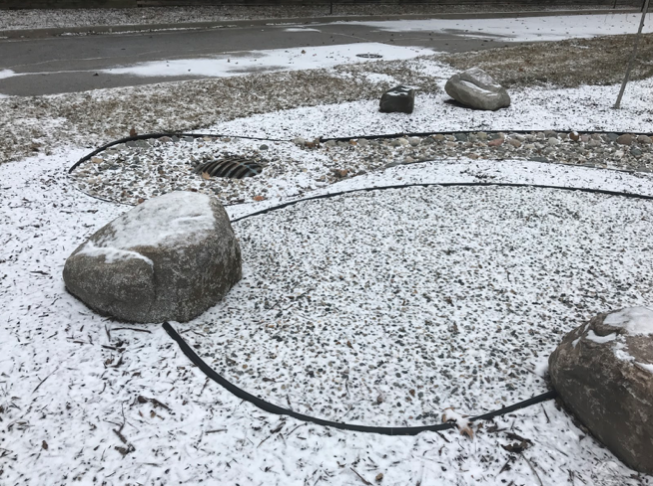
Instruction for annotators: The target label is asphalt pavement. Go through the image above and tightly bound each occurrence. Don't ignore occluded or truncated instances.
[0,9,634,97]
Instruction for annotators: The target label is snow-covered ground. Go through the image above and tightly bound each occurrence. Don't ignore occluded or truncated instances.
[4,133,653,486]
[5,141,653,485]
[3,14,653,485]
[345,12,653,42]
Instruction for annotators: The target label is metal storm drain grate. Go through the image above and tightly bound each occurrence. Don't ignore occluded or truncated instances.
[193,155,263,179]
[356,53,383,59]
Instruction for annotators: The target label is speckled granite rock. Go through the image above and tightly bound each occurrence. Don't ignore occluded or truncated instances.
[445,67,510,111]
[549,308,653,474]
[63,191,242,323]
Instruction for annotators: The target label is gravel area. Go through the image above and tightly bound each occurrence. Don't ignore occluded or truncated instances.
[0,4,629,31]
[444,32,653,88]
[69,130,653,207]
[181,184,653,426]
[0,59,436,166]
[3,33,652,169]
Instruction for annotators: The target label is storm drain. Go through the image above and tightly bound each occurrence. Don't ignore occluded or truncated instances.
[193,155,263,179]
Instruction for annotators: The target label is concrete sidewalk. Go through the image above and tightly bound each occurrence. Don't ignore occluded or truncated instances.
[1,7,641,40]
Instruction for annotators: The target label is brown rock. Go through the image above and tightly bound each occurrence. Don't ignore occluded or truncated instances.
[507,138,522,148]
[638,135,652,145]
[549,308,653,474]
[616,134,634,146]
[488,138,504,147]
[569,131,580,142]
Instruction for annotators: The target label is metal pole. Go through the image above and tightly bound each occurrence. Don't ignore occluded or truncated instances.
[613,0,650,109]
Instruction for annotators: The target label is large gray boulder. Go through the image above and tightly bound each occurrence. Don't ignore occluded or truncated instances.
[63,191,242,323]
[549,307,653,474]
[445,67,510,111]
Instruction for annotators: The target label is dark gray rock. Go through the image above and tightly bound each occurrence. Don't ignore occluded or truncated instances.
[607,132,620,142]
[549,308,653,474]
[379,85,415,114]
[63,191,242,323]
[444,67,510,111]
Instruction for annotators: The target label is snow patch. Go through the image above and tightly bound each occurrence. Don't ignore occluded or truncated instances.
[533,358,549,377]
[585,330,617,344]
[284,27,321,32]
[604,307,653,336]
[101,43,434,78]
[635,362,653,374]
[0,69,15,80]
[77,240,154,266]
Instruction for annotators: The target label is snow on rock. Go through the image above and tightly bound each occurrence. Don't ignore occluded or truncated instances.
[550,310,653,474]
[89,191,216,249]
[63,191,242,323]
[603,306,653,336]
[585,330,618,344]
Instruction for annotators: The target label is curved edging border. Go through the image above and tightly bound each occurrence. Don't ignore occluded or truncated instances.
[68,132,291,174]
[164,181,653,435]
[320,129,653,143]
[230,181,653,224]
[68,129,653,175]
[163,322,558,436]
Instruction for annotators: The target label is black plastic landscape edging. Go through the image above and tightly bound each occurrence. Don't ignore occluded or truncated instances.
[230,181,653,223]
[163,181,653,436]
[68,129,653,175]
[319,129,653,143]
[163,322,558,436]
[67,132,291,174]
